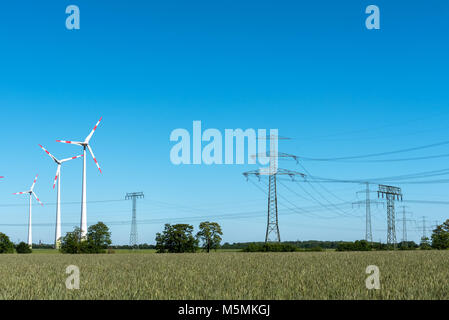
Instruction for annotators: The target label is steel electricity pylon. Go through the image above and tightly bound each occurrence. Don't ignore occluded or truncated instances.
[125,192,144,248]
[243,135,305,243]
[396,206,413,245]
[353,182,383,244]
[378,184,403,249]
[421,216,427,239]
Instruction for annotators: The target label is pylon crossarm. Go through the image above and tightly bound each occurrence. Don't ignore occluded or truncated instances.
[250,152,299,163]
[275,169,306,180]
[243,171,261,181]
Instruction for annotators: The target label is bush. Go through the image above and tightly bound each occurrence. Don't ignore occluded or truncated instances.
[420,237,432,250]
[337,240,371,251]
[397,241,418,250]
[306,246,324,252]
[243,242,298,252]
[15,242,32,254]
[0,233,14,254]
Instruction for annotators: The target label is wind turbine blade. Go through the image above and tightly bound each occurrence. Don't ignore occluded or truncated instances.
[56,140,83,145]
[85,117,103,143]
[30,174,38,191]
[60,154,84,163]
[38,144,58,162]
[13,191,28,195]
[87,145,102,173]
[32,192,44,206]
[53,165,61,189]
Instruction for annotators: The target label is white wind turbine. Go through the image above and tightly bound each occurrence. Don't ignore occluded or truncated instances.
[56,117,103,238]
[38,144,83,249]
[13,174,43,248]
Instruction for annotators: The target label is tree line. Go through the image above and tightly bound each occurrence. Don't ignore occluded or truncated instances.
[2,218,449,254]
[0,221,112,254]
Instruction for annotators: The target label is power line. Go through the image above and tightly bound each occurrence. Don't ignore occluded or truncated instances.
[299,139,449,162]
[298,163,348,203]
[0,199,127,208]
[246,172,362,228]
[299,111,449,141]
[278,167,449,185]
[309,153,449,163]
[276,180,344,219]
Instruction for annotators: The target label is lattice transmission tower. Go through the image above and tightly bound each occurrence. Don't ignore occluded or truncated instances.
[243,135,305,243]
[377,185,402,249]
[353,182,383,244]
[421,216,427,239]
[396,206,413,244]
[125,192,144,248]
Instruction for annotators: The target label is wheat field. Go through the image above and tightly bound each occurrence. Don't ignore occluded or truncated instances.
[0,251,448,300]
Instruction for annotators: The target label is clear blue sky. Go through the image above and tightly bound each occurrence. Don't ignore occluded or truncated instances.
[0,1,448,245]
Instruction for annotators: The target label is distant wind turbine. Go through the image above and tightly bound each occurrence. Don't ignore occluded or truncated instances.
[56,117,103,238]
[38,144,83,249]
[13,174,43,248]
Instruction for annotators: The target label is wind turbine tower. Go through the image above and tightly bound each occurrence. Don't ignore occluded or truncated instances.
[13,174,43,248]
[38,144,83,248]
[56,117,103,238]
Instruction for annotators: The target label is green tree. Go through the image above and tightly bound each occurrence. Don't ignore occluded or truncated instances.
[431,219,449,249]
[353,240,372,251]
[156,224,198,253]
[86,221,112,253]
[60,222,111,254]
[420,236,432,250]
[336,240,371,251]
[0,233,14,254]
[196,221,223,253]
[15,242,32,254]
[60,227,85,254]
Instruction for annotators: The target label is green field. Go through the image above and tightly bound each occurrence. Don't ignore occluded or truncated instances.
[1,251,448,300]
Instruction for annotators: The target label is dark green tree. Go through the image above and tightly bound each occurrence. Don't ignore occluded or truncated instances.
[431,219,449,249]
[0,233,14,254]
[420,236,432,250]
[60,227,85,254]
[196,221,223,253]
[336,240,371,251]
[60,222,111,254]
[353,240,372,251]
[156,224,198,253]
[86,221,112,253]
[15,242,32,254]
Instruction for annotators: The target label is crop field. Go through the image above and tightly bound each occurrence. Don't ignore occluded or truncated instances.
[0,251,448,300]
